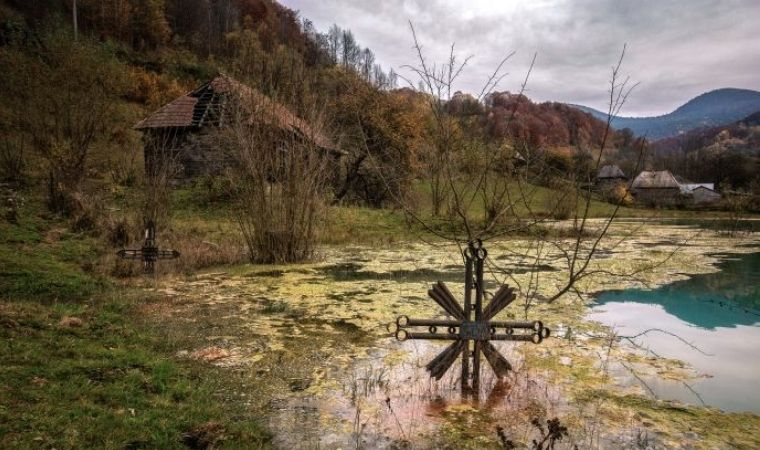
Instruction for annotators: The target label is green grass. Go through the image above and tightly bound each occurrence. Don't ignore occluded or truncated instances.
[128,182,759,253]
[0,204,108,302]
[0,196,271,449]
[0,298,270,449]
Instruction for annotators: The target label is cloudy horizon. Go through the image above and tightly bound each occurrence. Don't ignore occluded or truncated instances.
[280,0,760,117]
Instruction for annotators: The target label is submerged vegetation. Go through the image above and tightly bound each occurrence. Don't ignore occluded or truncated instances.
[4,188,759,448]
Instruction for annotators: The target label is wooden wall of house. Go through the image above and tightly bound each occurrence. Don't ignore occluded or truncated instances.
[142,127,344,189]
[143,128,232,182]
[179,130,233,179]
[633,188,683,206]
[691,188,721,205]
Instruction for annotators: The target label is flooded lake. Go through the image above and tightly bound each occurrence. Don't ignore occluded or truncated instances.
[589,252,760,413]
[158,222,760,448]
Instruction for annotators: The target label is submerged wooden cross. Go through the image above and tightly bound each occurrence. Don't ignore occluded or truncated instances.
[392,240,550,392]
[117,221,180,274]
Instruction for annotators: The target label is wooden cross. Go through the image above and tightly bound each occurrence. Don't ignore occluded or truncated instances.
[117,221,180,274]
[392,240,550,392]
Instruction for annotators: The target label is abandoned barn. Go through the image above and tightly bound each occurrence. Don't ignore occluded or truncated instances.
[134,74,340,180]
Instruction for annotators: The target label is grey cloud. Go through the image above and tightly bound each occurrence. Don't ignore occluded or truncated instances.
[282,0,760,116]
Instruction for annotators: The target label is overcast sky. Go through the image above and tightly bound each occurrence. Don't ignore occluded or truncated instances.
[280,0,760,116]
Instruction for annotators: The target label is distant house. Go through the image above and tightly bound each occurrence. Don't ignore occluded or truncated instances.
[595,165,627,190]
[681,183,721,205]
[630,170,683,205]
[135,74,340,180]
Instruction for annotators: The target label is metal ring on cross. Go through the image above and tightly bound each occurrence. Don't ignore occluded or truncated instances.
[531,333,543,344]
[386,322,398,334]
[467,239,487,260]
[396,329,408,341]
[429,326,437,334]
[541,327,551,339]
[505,327,514,335]
[448,326,457,334]
[396,315,409,327]
[532,321,543,332]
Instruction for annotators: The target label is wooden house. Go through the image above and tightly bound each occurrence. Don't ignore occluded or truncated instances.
[630,170,683,206]
[595,164,627,191]
[134,74,340,180]
[681,183,721,205]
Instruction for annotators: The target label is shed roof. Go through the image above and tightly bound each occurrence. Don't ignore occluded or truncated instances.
[691,186,720,193]
[597,164,626,179]
[135,74,337,151]
[680,183,715,193]
[631,170,681,189]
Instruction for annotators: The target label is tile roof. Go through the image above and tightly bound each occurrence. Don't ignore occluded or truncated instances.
[134,96,198,129]
[135,74,337,151]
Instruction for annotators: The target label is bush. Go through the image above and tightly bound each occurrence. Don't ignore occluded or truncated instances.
[226,93,331,264]
[2,27,129,216]
[103,215,132,248]
[602,183,634,206]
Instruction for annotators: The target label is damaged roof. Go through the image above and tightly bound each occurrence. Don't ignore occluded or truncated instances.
[135,74,337,151]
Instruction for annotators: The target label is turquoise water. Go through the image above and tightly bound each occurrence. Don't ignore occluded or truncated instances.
[589,252,760,413]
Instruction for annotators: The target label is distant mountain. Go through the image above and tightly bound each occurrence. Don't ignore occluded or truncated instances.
[571,88,760,139]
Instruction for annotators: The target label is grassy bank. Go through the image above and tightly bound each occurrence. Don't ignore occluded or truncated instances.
[0,199,270,449]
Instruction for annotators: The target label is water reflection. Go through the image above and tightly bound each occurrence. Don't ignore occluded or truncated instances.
[589,252,760,413]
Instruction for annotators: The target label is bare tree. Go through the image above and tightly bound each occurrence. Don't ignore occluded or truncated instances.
[0,134,27,186]
[327,24,342,64]
[141,130,182,230]
[224,88,333,264]
[378,26,660,318]
[340,29,360,69]
[360,48,375,82]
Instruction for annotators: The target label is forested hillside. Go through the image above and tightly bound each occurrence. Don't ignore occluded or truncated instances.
[649,112,760,191]
[0,0,624,210]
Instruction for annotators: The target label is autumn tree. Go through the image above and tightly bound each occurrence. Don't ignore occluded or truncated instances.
[1,27,128,215]
[323,68,426,207]
[130,0,171,49]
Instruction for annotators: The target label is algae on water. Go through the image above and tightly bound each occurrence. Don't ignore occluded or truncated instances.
[146,223,760,449]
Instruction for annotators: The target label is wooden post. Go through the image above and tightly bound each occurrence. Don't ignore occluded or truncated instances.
[72,0,78,41]
[462,252,473,392]
[116,221,180,274]
[472,249,484,393]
